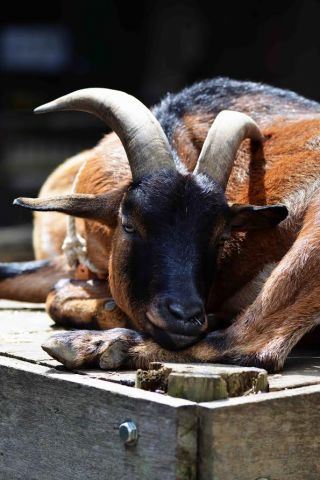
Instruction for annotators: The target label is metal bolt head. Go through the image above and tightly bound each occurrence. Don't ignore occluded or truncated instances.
[119,420,138,446]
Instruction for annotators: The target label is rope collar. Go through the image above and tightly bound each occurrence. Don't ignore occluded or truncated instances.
[62,160,107,277]
[62,216,104,275]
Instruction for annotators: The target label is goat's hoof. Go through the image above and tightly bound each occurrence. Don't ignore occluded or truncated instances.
[99,338,129,369]
[41,328,143,370]
[99,329,144,369]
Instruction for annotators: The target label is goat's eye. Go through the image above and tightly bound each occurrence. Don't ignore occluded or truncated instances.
[123,223,135,234]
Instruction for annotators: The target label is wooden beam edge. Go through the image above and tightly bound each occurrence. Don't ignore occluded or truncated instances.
[0,354,196,408]
[198,382,320,410]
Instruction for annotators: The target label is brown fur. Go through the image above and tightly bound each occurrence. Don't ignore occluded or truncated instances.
[0,256,69,302]
[5,90,320,372]
[46,279,128,330]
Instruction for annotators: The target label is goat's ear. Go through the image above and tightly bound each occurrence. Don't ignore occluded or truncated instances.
[14,186,127,227]
[228,204,288,230]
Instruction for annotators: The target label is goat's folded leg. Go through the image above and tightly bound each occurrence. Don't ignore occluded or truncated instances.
[205,209,320,372]
[46,278,128,329]
[215,285,320,372]
[41,327,225,370]
[42,328,145,369]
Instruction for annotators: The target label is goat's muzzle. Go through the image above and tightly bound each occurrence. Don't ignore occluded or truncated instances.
[145,296,208,349]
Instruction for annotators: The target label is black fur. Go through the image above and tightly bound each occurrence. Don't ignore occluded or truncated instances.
[152,77,320,160]
[123,170,227,299]
[0,260,50,279]
[118,170,228,348]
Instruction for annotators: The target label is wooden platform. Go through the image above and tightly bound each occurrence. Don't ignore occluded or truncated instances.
[1,300,320,479]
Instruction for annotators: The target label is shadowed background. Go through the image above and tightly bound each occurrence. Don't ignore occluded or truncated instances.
[1,0,320,259]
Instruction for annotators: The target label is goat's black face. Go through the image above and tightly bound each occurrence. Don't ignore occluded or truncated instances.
[109,169,229,349]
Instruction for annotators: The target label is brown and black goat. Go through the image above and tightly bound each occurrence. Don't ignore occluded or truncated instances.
[2,77,320,372]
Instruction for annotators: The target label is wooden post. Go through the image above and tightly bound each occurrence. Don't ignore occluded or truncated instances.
[135,362,268,402]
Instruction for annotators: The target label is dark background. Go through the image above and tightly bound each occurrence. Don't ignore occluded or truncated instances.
[1,0,320,259]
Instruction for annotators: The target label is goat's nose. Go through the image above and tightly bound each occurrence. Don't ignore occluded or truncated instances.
[167,300,206,326]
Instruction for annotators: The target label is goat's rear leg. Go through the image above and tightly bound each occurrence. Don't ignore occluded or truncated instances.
[0,256,70,302]
[46,278,128,330]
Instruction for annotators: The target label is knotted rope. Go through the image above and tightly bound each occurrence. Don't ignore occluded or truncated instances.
[61,161,105,275]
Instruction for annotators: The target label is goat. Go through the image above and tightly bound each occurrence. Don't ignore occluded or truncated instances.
[1,77,320,372]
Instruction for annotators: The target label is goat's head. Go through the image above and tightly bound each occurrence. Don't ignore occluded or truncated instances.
[16,89,288,349]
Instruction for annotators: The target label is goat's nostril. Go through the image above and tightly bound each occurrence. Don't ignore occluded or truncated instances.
[167,301,205,324]
[168,302,185,320]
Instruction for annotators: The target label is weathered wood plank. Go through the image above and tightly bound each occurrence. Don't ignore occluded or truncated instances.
[0,309,62,367]
[198,384,320,480]
[78,369,136,386]
[1,302,320,479]
[0,356,197,480]
[0,300,45,310]
[269,356,320,391]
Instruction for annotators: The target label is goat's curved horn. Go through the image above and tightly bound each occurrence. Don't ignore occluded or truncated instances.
[194,110,264,189]
[34,88,175,181]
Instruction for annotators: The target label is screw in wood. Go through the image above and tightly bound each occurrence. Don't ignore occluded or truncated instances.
[119,420,138,446]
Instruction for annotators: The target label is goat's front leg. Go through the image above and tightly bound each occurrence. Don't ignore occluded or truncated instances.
[41,327,224,370]
[46,278,128,330]
[210,209,320,372]
[217,282,320,372]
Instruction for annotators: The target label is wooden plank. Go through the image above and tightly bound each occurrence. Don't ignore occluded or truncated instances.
[78,369,136,386]
[1,302,320,479]
[0,308,62,366]
[269,355,320,391]
[0,356,197,480]
[0,300,45,310]
[0,308,144,385]
[198,384,320,480]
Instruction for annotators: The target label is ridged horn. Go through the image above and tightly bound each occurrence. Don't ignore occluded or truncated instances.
[194,110,264,189]
[34,88,175,181]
